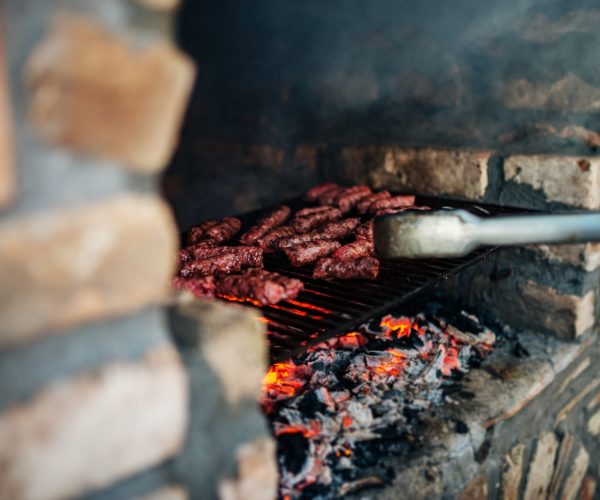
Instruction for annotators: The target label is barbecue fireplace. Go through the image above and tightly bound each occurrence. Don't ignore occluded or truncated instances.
[1,1,600,499]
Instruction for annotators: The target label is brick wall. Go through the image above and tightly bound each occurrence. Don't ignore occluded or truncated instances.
[0,2,275,499]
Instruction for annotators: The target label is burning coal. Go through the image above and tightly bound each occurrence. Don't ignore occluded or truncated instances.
[260,310,495,498]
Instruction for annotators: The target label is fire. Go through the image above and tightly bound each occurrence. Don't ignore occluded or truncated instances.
[217,293,263,308]
[275,420,321,439]
[440,345,461,376]
[380,315,414,338]
[371,348,406,377]
[262,361,306,399]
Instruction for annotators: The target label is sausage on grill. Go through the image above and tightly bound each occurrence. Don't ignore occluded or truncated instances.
[277,218,360,249]
[203,217,242,243]
[171,276,216,298]
[257,226,296,252]
[356,191,391,214]
[179,247,263,277]
[305,182,339,202]
[239,205,291,244]
[368,195,416,213]
[290,207,342,233]
[187,219,219,244]
[284,240,341,266]
[215,268,304,305]
[334,185,372,213]
[313,257,380,280]
[331,239,374,260]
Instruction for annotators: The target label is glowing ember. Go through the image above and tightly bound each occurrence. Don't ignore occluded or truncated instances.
[380,315,414,338]
[261,310,496,498]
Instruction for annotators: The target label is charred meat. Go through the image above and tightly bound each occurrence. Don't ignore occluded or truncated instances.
[313,256,380,280]
[277,218,360,249]
[239,205,291,244]
[284,240,341,266]
[215,268,304,305]
[331,239,374,260]
[291,207,342,233]
[368,195,416,213]
[203,217,242,243]
[179,247,263,277]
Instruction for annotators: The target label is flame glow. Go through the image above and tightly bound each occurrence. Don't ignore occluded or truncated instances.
[380,315,414,338]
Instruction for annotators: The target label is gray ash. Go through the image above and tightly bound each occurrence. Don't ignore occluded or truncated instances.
[260,308,497,498]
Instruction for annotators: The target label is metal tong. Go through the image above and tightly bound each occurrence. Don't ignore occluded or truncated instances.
[374,210,600,258]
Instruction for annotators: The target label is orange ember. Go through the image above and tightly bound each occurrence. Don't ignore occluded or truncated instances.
[263,361,305,399]
[217,293,263,308]
[342,416,353,428]
[372,348,406,377]
[275,420,321,439]
[440,345,461,376]
[286,299,332,315]
[380,315,414,338]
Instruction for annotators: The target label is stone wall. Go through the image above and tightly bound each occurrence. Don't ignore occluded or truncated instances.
[0,2,275,499]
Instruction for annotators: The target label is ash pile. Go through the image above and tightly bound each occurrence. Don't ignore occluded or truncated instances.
[261,307,497,499]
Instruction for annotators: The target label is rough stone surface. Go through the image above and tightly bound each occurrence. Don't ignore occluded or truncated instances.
[518,10,600,44]
[456,474,487,500]
[0,194,178,346]
[529,243,600,272]
[218,437,278,500]
[26,14,194,173]
[521,281,595,339]
[170,298,267,405]
[134,0,180,10]
[502,443,525,500]
[562,445,590,500]
[523,432,559,500]
[0,344,188,500]
[138,485,188,500]
[0,27,14,209]
[503,155,600,209]
[587,409,600,436]
[369,147,491,199]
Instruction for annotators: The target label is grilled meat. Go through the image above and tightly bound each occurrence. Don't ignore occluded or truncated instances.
[239,205,291,244]
[368,195,416,213]
[277,218,360,248]
[318,186,346,205]
[334,185,372,213]
[215,268,304,305]
[203,217,242,243]
[305,182,339,202]
[331,239,374,260]
[355,220,374,242]
[313,257,380,280]
[356,191,391,214]
[294,205,334,218]
[171,276,215,298]
[179,247,263,277]
[187,219,219,244]
[284,240,341,266]
[187,245,259,260]
[257,225,296,252]
[291,207,342,233]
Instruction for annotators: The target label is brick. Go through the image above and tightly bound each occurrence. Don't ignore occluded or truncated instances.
[218,437,277,500]
[134,0,180,10]
[529,243,600,272]
[243,145,285,170]
[0,25,14,209]
[139,485,188,500]
[171,300,267,405]
[500,74,600,113]
[502,443,525,500]
[292,145,318,171]
[523,432,558,500]
[587,408,600,435]
[521,281,595,339]
[456,474,487,500]
[562,445,589,500]
[504,155,600,209]
[0,344,188,500]
[26,14,195,173]
[0,194,178,347]
[369,147,491,199]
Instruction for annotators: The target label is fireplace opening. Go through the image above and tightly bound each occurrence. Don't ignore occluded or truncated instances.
[159,1,600,498]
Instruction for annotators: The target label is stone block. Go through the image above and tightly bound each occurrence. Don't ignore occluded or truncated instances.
[502,443,525,500]
[523,432,558,500]
[218,437,278,500]
[500,74,600,113]
[26,14,195,173]
[369,147,491,199]
[0,344,188,500]
[170,299,267,405]
[504,155,600,209]
[529,243,600,272]
[0,194,178,347]
[562,445,589,500]
[520,282,595,339]
[0,26,14,209]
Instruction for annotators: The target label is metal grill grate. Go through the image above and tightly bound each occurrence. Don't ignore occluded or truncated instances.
[212,195,526,361]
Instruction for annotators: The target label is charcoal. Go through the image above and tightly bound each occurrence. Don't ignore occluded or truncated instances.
[261,310,497,498]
